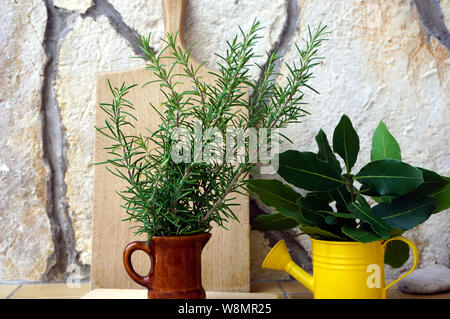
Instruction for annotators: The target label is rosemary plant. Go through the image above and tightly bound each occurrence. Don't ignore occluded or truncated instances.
[96,20,327,239]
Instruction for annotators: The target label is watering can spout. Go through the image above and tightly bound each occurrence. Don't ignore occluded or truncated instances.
[262,240,314,292]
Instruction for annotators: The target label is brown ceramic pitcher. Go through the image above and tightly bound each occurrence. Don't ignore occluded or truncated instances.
[123,233,211,299]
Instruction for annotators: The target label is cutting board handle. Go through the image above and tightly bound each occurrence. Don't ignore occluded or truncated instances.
[162,0,187,50]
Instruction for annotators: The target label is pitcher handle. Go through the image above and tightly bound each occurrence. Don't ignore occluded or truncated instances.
[123,241,153,287]
[382,236,418,292]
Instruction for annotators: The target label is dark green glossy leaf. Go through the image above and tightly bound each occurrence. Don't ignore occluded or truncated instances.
[252,213,299,231]
[347,202,390,239]
[303,194,332,211]
[307,191,334,204]
[330,184,352,210]
[371,196,439,230]
[297,196,329,227]
[361,186,394,203]
[384,240,410,268]
[332,115,360,171]
[359,184,380,196]
[278,151,345,191]
[356,194,371,210]
[300,225,347,241]
[430,182,450,214]
[371,121,401,161]
[324,215,337,225]
[355,159,423,196]
[247,179,301,217]
[315,129,341,173]
[319,211,354,219]
[292,210,318,227]
[408,168,449,198]
[389,227,404,237]
[341,225,381,243]
[371,196,393,204]
[371,196,384,204]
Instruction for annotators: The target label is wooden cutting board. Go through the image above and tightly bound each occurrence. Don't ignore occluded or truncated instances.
[92,0,250,292]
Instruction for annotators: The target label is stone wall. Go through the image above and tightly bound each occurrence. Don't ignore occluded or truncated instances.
[0,0,448,283]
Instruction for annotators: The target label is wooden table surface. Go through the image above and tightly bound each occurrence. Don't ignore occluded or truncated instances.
[81,289,279,299]
[1,281,449,299]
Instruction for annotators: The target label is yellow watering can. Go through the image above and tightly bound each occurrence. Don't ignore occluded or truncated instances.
[263,237,418,299]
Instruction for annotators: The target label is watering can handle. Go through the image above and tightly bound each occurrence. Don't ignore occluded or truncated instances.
[382,236,418,292]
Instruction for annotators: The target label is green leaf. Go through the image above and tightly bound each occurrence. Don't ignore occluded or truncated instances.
[332,115,360,171]
[389,227,404,237]
[341,225,381,243]
[430,182,450,214]
[330,184,352,211]
[384,240,410,268]
[371,121,401,161]
[319,211,354,219]
[315,129,341,173]
[303,193,333,212]
[252,213,299,231]
[297,195,330,227]
[307,191,334,204]
[359,185,379,196]
[371,196,394,204]
[347,202,391,239]
[300,225,347,241]
[408,168,449,199]
[291,210,318,227]
[360,185,394,203]
[247,179,301,217]
[324,215,337,225]
[278,150,345,191]
[371,196,439,231]
[355,194,371,210]
[355,159,423,196]
[371,197,384,204]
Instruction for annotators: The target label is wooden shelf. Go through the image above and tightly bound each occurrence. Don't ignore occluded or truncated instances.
[2,281,448,299]
[82,289,280,299]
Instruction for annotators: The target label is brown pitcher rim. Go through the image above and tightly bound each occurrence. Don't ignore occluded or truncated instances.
[147,232,211,241]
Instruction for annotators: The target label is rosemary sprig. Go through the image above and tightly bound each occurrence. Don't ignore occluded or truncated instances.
[96,20,327,239]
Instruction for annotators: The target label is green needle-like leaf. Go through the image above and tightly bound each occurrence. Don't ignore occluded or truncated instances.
[96,21,329,238]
